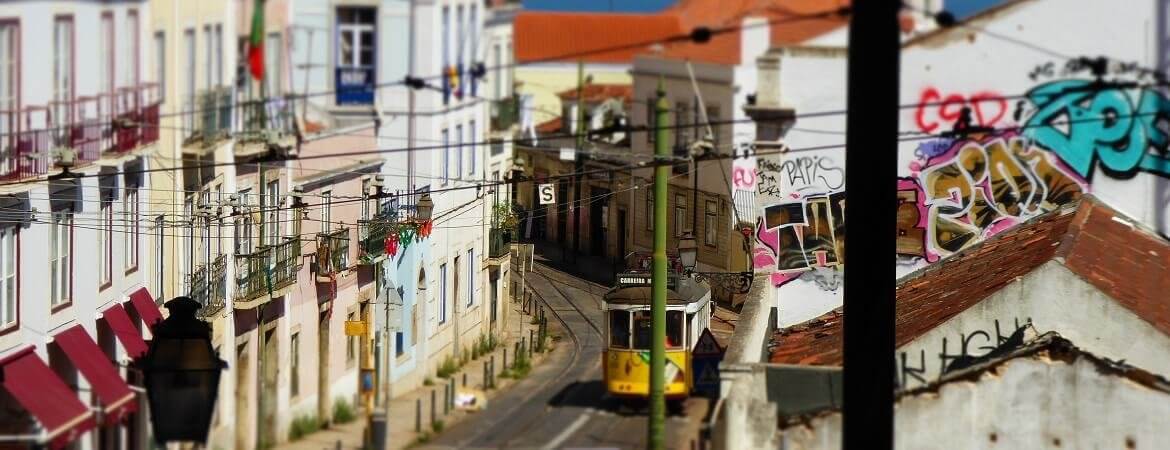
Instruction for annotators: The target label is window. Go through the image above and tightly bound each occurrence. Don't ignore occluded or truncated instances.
[235,190,253,255]
[646,97,656,143]
[466,249,474,306]
[183,29,195,132]
[645,191,653,231]
[99,200,112,285]
[346,311,357,364]
[126,10,139,86]
[49,211,71,307]
[439,263,447,324]
[213,25,223,87]
[632,310,651,349]
[395,331,404,356]
[455,124,463,179]
[706,106,720,144]
[0,22,17,168]
[53,17,74,132]
[609,311,629,349]
[322,190,332,233]
[125,188,139,271]
[337,8,375,68]
[153,32,165,99]
[266,32,282,94]
[441,128,450,183]
[704,200,718,247]
[204,25,214,89]
[468,120,476,176]
[99,13,112,96]
[0,228,15,328]
[673,194,687,236]
[441,6,450,105]
[666,311,684,349]
[290,332,300,396]
[265,181,280,245]
[456,5,464,99]
[674,101,690,149]
[492,43,501,98]
[154,215,164,296]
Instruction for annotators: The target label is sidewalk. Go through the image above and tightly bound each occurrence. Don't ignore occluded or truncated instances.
[274,289,554,450]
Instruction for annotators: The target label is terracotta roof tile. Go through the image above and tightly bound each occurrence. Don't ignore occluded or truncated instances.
[768,197,1154,366]
[556,84,634,103]
[514,13,684,64]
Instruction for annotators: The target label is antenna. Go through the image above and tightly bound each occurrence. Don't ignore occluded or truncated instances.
[685,60,716,145]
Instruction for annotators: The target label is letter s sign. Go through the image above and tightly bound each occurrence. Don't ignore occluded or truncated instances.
[538,184,556,205]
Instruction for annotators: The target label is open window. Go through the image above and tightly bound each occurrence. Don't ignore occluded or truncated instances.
[666,310,684,349]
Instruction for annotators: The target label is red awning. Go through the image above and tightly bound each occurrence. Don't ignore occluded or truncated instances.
[128,287,163,330]
[0,347,96,449]
[102,303,148,359]
[54,325,138,424]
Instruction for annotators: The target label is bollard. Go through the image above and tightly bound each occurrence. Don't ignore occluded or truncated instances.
[529,330,535,358]
[430,390,436,426]
[483,360,489,389]
[490,355,496,388]
[513,342,520,368]
[416,398,421,432]
[450,378,456,409]
[443,384,450,415]
[503,348,508,371]
[463,372,467,387]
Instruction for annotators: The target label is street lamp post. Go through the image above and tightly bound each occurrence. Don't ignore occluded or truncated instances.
[648,78,670,450]
[136,297,227,446]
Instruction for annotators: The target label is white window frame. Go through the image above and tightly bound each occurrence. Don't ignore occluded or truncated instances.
[455,124,463,179]
[466,248,474,307]
[153,31,165,100]
[265,180,280,245]
[49,211,71,307]
[336,7,376,69]
[441,128,450,183]
[439,263,447,324]
[99,199,112,285]
[468,120,476,177]
[125,187,139,270]
[53,17,73,131]
[0,228,15,328]
[704,200,718,247]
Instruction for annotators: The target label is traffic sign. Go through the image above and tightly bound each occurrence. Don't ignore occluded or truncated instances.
[538,184,556,205]
[693,328,723,356]
[691,355,721,397]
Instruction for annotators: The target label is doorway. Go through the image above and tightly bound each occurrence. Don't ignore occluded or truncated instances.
[318,311,331,424]
[260,327,278,447]
[617,208,627,263]
[590,188,610,256]
[234,342,250,450]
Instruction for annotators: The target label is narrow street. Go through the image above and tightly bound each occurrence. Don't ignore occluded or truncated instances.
[421,263,704,449]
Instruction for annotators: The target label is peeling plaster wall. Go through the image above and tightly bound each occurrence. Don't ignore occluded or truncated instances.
[895,260,1170,389]
[780,356,1170,449]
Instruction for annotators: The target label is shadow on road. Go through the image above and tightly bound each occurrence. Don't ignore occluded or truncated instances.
[547,379,607,408]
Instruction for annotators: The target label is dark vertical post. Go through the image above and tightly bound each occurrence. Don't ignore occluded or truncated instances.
[842,1,899,450]
[416,398,421,432]
[443,384,450,415]
[503,347,508,370]
[430,390,436,427]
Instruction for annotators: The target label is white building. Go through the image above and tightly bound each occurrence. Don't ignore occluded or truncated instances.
[0,1,162,449]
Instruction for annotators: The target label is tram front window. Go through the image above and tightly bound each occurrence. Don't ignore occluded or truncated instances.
[610,310,630,349]
[666,311,683,349]
[630,310,685,349]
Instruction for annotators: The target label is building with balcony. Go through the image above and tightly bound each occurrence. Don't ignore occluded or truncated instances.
[0,1,165,449]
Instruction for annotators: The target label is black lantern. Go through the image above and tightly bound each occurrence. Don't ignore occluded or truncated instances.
[678,233,698,272]
[416,193,434,221]
[136,297,227,445]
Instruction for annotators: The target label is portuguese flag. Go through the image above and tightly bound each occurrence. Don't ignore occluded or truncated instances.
[248,0,265,81]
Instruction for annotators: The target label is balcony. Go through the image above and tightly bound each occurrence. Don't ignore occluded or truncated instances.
[490,97,518,132]
[314,228,351,282]
[108,84,162,153]
[358,217,392,264]
[488,227,513,262]
[190,254,228,318]
[235,97,297,159]
[182,87,233,154]
[235,237,302,305]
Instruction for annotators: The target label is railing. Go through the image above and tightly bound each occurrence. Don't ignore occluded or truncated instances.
[238,97,296,144]
[315,228,351,279]
[358,217,392,263]
[489,227,512,259]
[490,97,518,131]
[190,254,228,317]
[0,107,51,180]
[235,237,301,301]
[109,83,162,153]
[191,87,233,147]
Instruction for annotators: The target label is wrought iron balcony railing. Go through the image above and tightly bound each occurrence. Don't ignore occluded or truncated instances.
[238,97,296,144]
[190,254,228,317]
[189,87,233,147]
[314,228,351,281]
[235,238,301,301]
[357,218,391,264]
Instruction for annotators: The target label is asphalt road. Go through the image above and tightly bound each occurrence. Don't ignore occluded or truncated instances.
[422,263,699,450]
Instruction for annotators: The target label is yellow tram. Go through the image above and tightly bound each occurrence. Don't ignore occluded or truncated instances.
[601,254,712,400]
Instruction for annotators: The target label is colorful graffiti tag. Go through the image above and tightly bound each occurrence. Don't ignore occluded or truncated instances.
[1023,80,1170,179]
[914,87,1008,134]
[903,135,1087,260]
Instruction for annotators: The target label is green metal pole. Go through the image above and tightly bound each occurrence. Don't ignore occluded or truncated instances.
[648,78,669,450]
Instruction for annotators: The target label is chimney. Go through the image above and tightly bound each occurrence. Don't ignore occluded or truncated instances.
[743,51,795,148]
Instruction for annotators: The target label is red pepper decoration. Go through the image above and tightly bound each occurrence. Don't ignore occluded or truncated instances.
[385,231,400,257]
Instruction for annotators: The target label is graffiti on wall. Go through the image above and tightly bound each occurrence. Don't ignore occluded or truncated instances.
[902,135,1087,260]
[1022,79,1170,179]
[914,87,1008,134]
[753,154,846,289]
[897,317,1032,389]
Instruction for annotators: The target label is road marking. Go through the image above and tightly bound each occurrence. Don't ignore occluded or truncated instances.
[542,412,592,450]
